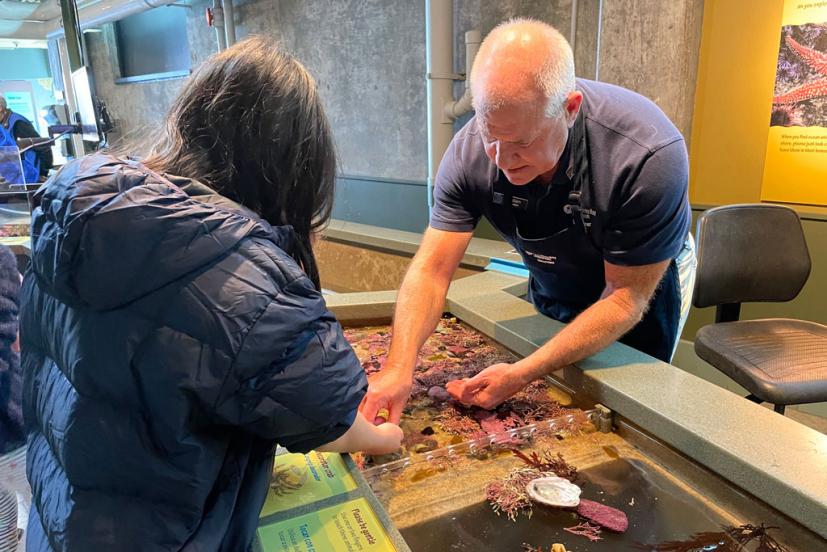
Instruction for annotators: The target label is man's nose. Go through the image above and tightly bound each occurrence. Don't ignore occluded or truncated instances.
[495,143,518,167]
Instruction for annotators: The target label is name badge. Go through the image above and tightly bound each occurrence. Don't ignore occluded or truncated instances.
[511,196,529,210]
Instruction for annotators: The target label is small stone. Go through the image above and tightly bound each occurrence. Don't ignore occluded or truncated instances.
[427,386,451,401]
[576,499,628,532]
[411,440,437,454]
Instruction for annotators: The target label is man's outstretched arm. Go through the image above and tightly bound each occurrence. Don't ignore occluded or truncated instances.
[447,259,670,409]
[360,227,472,424]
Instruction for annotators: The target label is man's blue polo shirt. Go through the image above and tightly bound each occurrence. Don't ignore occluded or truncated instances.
[430,78,692,361]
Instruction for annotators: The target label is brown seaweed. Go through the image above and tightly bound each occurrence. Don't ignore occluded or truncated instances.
[633,523,790,552]
[563,521,603,542]
[512,449,578,482]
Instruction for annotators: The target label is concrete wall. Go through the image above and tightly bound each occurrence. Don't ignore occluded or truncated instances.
[84,0,704,193]
[257,1,428,181]
[598,0,703,146]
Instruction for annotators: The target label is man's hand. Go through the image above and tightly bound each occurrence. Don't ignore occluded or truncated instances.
[359,367,413,425]
[445,362,531,409]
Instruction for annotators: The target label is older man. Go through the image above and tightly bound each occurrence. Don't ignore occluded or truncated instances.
[361,19,695,420]
[0,96,52,184]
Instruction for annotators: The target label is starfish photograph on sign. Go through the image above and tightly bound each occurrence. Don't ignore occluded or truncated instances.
[771,23,827,127]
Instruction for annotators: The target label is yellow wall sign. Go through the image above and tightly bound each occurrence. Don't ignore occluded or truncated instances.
[258,497,397,552]
[762,1,827,205]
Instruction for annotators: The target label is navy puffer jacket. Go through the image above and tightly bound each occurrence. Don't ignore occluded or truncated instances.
[20,153,367,551]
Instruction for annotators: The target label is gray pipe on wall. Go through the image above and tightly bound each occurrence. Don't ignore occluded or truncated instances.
[425,0,454,212]
[222,0,236,47]
[212,0,226,51]
[570,0,578,53]
[445,29,481,122]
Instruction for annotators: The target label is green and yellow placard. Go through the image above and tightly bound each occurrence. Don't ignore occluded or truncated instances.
[258,497,397,552]
[260,451,357,517]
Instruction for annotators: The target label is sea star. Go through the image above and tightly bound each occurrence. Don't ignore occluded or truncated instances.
[771,103,806,126]
[773,35,827,104]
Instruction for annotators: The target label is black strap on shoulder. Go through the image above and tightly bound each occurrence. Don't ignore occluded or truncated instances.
[565,106,594,235]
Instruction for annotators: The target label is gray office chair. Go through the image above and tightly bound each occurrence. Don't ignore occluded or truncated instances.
[692,204,827,415]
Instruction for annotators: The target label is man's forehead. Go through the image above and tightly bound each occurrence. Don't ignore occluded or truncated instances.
[474,67,543,102]
[478,103,546,135]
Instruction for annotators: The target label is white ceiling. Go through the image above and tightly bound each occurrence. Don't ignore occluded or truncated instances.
[0,0,105,41]
[0,0,65,23]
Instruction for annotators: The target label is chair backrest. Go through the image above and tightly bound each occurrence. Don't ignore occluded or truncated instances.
[692,204,811,308]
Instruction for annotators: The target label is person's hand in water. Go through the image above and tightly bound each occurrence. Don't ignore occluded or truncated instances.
[446,362,530,410]
[359,361,413,425]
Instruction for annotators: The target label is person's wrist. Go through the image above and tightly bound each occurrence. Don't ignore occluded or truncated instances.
[513,358,546,386]
[382,354,416,380]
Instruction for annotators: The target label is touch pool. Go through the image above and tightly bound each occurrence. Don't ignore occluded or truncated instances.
[340,316,826,552]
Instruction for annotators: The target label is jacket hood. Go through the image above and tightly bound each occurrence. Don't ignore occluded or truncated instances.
[30,152,293,310]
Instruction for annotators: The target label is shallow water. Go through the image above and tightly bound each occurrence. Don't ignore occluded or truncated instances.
[400,457,736,552]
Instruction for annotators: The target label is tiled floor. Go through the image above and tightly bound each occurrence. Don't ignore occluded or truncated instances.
[785,406,827,434]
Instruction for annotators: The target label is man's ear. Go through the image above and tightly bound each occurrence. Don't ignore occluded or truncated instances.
[565,91,584,128]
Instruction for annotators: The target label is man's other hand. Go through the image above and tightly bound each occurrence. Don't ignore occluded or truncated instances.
[445,362,530,409]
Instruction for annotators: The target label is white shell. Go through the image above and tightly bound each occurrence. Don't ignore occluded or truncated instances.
[526,476,582,508]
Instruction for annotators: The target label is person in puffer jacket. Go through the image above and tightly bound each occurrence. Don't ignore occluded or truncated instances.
[20,36,403,552]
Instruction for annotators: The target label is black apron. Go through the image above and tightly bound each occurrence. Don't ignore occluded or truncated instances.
[488,107,681,362]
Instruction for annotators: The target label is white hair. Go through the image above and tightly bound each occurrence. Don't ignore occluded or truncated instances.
[471,18,576,119]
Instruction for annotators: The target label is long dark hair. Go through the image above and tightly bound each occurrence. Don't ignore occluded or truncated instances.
[144,36,336,289]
